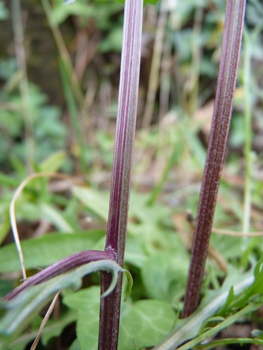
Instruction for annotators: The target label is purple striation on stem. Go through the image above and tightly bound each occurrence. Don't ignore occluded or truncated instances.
[98,0,143,349]
[4,250,116,301]
[182,0,246,318]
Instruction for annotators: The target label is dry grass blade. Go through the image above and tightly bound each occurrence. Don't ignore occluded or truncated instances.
[10,172,86,279]
[212,227,263,237]
[30,292,60,350]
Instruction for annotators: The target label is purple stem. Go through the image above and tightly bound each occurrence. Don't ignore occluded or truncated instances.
[4,250,115,301]
[182,0,246,318]
[98,1,143,349]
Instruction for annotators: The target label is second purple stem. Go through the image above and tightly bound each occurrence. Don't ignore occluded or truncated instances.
[182,0,246,318]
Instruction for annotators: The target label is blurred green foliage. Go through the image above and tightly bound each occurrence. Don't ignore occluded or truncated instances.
[0,0,263,349]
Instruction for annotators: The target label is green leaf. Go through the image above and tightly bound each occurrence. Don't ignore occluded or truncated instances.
[0,230,105,272]
[51,3,93,25]
[141,251,189,302]
[0,0,9,20]
[69,339,81,350]
[153,267,256,350]
[73,186,109,221]
[0,173,19,187]
[143,0,159,4]
[251,329,263,340]
[64,288,176,350]
[195,338,263,350]
[0,220,10,246]
[39,151,66,172]
[40,203,75,232]
[8,310,77,350]
[99,27,123,53]
[124,234,147,268]
[176,297,263,350]
[63,198,81,231]
[0,280,14,299]
[119,300,176,350]
[0,260,123,339]
[64,287,100,350]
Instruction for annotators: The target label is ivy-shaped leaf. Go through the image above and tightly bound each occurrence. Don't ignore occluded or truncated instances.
[64,287,176,350]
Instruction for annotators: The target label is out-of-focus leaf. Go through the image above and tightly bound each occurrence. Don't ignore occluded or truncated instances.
[69,339,81,350]
[251,329,263,340]
[63,198,81,231]
[0,230,105,272]
[39,151,66,172]
[51,3,93,25]
[99,27,123,53]
[0,280,14,299]
[40,203,74,232]
[0,221,10,246]
[8,310,77,350]
[0,173,19,187]
[0,0,8,20]
[73,186,109,221]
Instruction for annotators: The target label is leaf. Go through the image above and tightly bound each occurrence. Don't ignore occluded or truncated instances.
[64,288,176,350]
[0,260,124,340]
[99,27,123,53]
[8,310,77,350]
[153,267,256,349]
[0,0,9,20]
[69,339,81,350]
[39,151,66,172]
[40,203,75,232]
[64,287,100,350]
[124,234,147,268]
[63,198,81,231]
[51,3,93,25]
[176,297,263,350]
[0,172,19,187]
[141,251,189,302]
[119,300,176,350]
[0,230,105,272]
[73,186,109,221]
[251,329,263,340]
[196,337,263,350]
[0,280,14,299]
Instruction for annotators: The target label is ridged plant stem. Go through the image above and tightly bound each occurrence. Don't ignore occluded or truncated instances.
[98,1,143,349]
[243,28,252,234]
[182,0,246,318]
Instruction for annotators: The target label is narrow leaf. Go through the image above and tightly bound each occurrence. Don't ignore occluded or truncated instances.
[0,231,105,272]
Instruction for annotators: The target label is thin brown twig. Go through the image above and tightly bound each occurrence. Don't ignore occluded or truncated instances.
[142,0,168,128]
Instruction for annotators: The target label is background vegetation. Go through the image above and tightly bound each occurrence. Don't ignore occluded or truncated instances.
[0,0,263,349]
